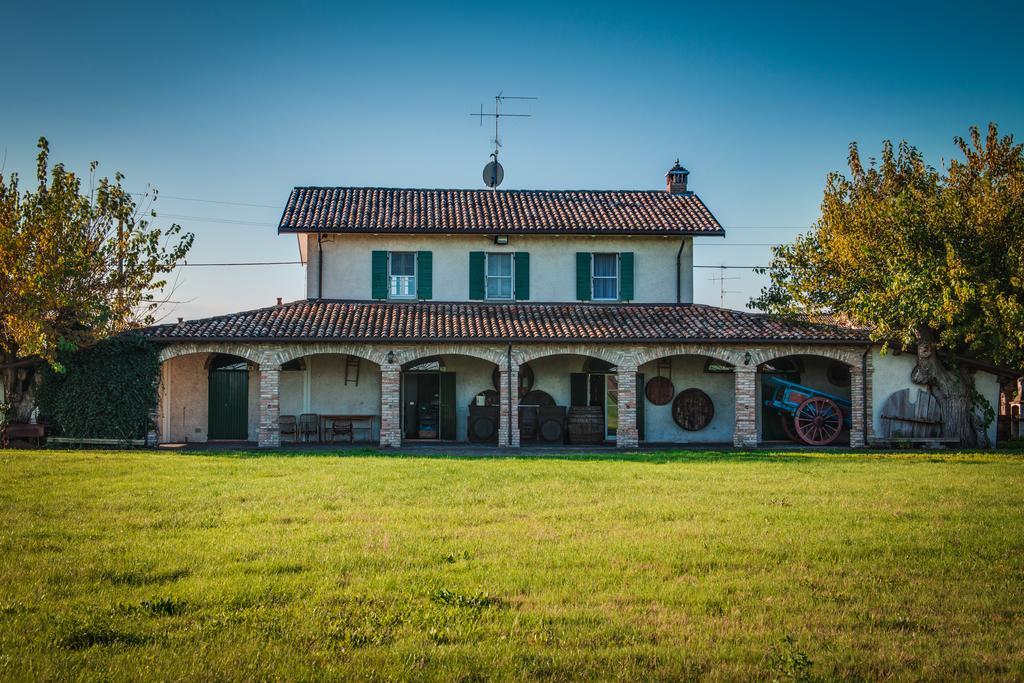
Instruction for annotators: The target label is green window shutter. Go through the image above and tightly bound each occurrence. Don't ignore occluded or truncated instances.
[469,251,485,300]
[439,372,457,440]
[575,253,592,301]
[636,373,645,442]
[416,251,433,300]
[619,252,634,301]
[570,373,588,407]
[514,252,530,300]
[371,251,388,300]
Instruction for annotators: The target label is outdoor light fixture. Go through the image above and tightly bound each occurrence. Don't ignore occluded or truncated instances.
[743,351,752,366]
[494,235,509,245]
[386,350,396,364]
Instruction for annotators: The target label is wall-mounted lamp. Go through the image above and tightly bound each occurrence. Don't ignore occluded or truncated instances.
[494,235,509,245]
[743,351,752,366]
[386,350,396,365]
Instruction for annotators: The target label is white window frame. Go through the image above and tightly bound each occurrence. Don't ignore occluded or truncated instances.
[388,252,417,300]
[591,253,619,301]
[485,252,515,301]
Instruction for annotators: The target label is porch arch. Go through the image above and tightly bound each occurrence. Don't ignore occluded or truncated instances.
[753,344,864,369]
[633,344,738,367]
[755,349,864,446]
[157,342,265,365]
[273,342,387,367]
[513,344,626,367]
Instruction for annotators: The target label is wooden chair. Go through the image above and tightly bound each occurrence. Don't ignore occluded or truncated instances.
[324,417,354,443]
[279,415,298,443]
[298,413,319,443]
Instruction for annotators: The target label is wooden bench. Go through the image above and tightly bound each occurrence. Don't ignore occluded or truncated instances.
[3,423,45,447]
[869,437,961,449]
[47,436,146,448]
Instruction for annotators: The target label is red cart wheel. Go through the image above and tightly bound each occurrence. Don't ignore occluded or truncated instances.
[793,396,843,445]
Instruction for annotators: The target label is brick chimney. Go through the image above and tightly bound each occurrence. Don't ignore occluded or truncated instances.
[666,159,689,194]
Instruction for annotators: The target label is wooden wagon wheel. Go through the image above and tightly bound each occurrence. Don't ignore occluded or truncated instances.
[521,390,555,407]
[491,363,534,397]
[645,376,674,405]
[672,388,714,431]
[793,396,844,445]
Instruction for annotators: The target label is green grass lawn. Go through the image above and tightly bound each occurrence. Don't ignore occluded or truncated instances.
[1,448,1023,681]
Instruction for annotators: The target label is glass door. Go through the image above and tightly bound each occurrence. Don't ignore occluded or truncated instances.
[605,374,618,439]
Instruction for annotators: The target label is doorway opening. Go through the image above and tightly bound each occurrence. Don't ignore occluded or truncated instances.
[208,354,249,440]
[402,371,456,440]
[570,370,619,441]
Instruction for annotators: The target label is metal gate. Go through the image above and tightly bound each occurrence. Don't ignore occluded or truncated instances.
[208,369,248,440]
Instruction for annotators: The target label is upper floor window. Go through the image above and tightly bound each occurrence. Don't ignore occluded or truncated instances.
[389,252,416,299]
[592,253,619,300]
[486,253,513,300]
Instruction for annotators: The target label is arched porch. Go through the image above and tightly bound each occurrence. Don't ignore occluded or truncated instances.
[158,350,261,444]
[636,353,737,445]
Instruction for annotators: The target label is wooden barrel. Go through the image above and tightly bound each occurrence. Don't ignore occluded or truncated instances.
[567,406,604,444]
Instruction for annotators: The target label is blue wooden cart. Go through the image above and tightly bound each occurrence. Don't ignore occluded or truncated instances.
[762,376,852,445]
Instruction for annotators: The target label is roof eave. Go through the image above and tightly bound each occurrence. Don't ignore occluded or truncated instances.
[276,227,726,237]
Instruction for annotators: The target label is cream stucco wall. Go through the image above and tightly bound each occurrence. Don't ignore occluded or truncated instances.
[871,350,1001,445]
[305,233,694,303]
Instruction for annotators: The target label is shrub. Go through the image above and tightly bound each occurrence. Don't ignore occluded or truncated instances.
[36,335,160,440]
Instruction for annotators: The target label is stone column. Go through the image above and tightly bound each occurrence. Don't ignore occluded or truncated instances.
[379,363,402,448]
[733,366,758,448]
[849,364,866,448]
[497,362,520,447]
[257,365,281,448]
[616,364,639,449]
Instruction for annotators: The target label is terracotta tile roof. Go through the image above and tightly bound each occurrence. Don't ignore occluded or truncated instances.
[143,301,870,344]
[278,187,724,235]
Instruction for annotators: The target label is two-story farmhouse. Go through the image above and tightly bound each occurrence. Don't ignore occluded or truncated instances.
[146,163,1007,448]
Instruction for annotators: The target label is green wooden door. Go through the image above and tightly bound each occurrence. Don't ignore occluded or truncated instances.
[439,372,456,440]
[208,369,248,440]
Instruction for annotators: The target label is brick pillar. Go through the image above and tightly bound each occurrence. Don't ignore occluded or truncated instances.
[258,366,281,448]
[733,366,758,448]
[497,363,520,447]
[616,364,639,449]
[379,363,402,448]
[849,364,866,448]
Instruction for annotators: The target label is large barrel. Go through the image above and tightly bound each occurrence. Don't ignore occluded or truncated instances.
[566,406,604,444]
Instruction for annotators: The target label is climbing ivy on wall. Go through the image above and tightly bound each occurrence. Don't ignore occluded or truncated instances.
[36,336,161,440]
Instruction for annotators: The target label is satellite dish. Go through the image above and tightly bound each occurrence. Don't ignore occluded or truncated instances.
[483,161,504,188]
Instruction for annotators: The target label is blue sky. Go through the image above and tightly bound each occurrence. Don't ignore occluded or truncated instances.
[4,0,1022,319]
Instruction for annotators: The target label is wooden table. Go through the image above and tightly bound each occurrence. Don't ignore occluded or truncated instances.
[318,415,377,443]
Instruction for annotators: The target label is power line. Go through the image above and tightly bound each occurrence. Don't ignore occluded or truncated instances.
[173,261,303,267]
[132,191,282,209]
[160,213,278,227]
[694,264,766,269]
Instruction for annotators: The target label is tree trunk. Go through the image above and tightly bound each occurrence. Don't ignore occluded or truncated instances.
[0,351,39,425]
[910,330,989,447]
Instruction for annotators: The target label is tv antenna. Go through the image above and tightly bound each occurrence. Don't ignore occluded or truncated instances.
[470,92,537,188]
[709,265,741,308]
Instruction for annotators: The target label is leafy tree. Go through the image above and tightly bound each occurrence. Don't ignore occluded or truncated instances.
[0,138,193,424]
[752,124,1024,446]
